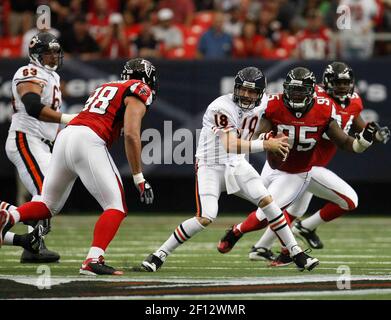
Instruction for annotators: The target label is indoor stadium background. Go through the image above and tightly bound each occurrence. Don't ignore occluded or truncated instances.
[0,0,391,300]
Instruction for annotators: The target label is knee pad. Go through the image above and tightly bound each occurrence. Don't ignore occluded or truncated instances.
[199,195,218,222]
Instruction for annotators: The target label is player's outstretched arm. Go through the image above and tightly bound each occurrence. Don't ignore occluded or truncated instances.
[327,119,375,153]
[123,96,154,204]
[17,82,77,124]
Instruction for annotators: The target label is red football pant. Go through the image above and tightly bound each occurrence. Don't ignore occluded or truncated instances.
[320,203,348,222]
[17,201,51,222]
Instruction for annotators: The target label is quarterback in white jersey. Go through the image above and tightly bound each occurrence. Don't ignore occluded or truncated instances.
[1,32,77,263]
[142,67,319,273]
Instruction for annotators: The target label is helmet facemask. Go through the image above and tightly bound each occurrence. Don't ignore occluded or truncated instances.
[234,83,263,111]
[29,36,63,71]
[283,82,315,110]
[327,78,354,102]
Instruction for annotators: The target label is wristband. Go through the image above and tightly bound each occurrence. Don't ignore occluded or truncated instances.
[250,139,264,153]
[352,138,370,153]
[60,113,77,124]
[133,172,145,185]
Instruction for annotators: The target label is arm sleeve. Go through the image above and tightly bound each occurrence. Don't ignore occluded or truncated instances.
[21,92,45,119]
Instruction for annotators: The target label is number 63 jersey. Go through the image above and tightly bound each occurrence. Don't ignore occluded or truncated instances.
[10,63,62,142]
[69,79,154,146]
[265,93,336,173]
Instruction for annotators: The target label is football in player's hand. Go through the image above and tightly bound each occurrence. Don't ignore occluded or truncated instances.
[267,132,289,169]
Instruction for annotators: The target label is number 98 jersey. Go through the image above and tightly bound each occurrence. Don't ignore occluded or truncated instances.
[10,63,61,142]
[69,79,154,146]
[265,93,335,173]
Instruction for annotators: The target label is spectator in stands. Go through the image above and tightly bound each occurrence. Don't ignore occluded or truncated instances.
[157,0,195,26]
[122,0,156,24]
[87,0,111,40]
[338,0,378,59]
[60,15,101,60]
[51,0,88,35]
[8,0,35,36]
[197,11,233,58]
[223,6,243,37]
[152,8,184,52]
[132,20,161,58]
[294,9,333,60]
[99,13,129,58]
[233,20,265,58]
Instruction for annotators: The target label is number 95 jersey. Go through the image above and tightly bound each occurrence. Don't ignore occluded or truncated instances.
[265,94,335,173]
[69,79,154,146]
[10,63,61,142]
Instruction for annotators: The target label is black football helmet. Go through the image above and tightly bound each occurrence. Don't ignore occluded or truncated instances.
[121,58,158,101]
[233,66,266,110]
[283,67,316,111]
[323,61,354,103]
[29,32,63,71]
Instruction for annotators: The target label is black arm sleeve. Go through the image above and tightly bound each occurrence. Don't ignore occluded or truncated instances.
[21,92,45,119]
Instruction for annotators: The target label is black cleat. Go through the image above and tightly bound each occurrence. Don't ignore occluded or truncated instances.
[217,226,242,253]
[142,253,165,272]
[248,246,276,261]
[269,248,293,267]
[80,255,123,276]
[292,249,319,271]
[293,220,324,249]
[19,225,44,254]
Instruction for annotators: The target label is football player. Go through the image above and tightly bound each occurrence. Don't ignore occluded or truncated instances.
[141,66,320,273]
[217,67,378,262]
[251,62,390,266]
[0,58,157,275]
[1,32,78,263]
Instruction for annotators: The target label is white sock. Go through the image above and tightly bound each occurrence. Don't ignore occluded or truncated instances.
[156,217,205,256]
[9,208,20,224]
[86,246,105,260]
[3,232,15,245]
[0,201,17,212]
[262,202,301,255]
[254,227,276,250]
[301,211,325,231]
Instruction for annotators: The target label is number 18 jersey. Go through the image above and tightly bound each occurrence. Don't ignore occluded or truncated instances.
[69,79,153,146]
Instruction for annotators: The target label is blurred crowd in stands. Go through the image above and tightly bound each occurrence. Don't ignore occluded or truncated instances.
[1,0,391,60]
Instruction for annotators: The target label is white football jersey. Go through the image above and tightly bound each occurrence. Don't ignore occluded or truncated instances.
[196,93,268,165]
[10,62,62,142]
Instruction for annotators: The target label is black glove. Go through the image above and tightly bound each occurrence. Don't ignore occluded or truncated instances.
[361,121,377,144]
[374,122,390,144]
[136,180,154,205]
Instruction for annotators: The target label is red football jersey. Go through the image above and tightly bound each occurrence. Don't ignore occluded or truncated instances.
[313,86,364,166]
[265,93,335,173]
[69,79,153,146]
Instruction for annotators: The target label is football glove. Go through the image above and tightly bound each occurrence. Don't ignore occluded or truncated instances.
[136,180,154,205]
[374,123,390,144]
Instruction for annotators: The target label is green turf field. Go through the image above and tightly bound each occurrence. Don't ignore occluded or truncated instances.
[1,214,391,299]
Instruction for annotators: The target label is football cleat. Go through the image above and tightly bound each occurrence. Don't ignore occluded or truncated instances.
[142,252,165,272]
[292,220,324,249]
[20,238,61,263]
[248,246,276,261]
[217,225,242,253]
[19,225,44,255]
[80,255,123,276]
[0,209,14,247]
[292,249,319,272]
[269,248,293,267]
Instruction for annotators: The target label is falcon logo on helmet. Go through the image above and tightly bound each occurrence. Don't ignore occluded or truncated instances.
[233,66,266,111]
[323,61,354,103]
[283,67,316,114]
[121,58,158,102]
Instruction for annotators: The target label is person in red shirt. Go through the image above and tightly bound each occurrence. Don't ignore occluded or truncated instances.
[233,20,265,58]
[295,9,333,60]
[0,58,158,276]
[216,66,379,259]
